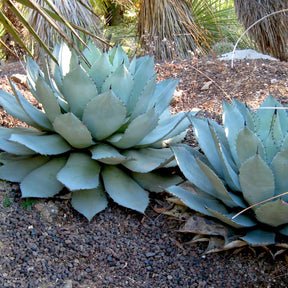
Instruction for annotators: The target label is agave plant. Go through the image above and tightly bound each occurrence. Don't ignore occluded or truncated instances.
[0,43,191,220]
[167,96,288,246]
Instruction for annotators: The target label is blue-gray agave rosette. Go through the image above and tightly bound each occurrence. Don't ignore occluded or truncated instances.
[0,43,191,220]
[167,96,288,245]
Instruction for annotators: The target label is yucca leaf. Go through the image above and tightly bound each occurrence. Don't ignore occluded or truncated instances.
[239,154,275,205]
[102,166,149,213]
[52,113,92,149]
[131,171,183,193]
[102,64,134,106]
[0,155,49,182]
[89,53,113,90]
[57,152,100,191]
[90,144,129,165]
[9,134,71,155]
[21,157,66,198]
[254,199,288,227]
[240,230,276,246]
[82,90,126,140]
[62,66,98,118]
[35,76,62,122]
[206,207,256,229]
[108,108,159,149]
[71,186,108,221]
[122,147,174,173]
[236,126,265,165]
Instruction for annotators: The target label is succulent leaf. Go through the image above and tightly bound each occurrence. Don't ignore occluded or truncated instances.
[271,150,288,201]
[131,171,183,193]
[57,152,100,191]
[122,147,174,173]
[240,230,276,246]
[239,154,275,205]
[71,186,108,221]
[53,113,93,149]
[90,144,129,165]
[35,76,62,122]
[82,90,126,140]
[9,134,71,155]
[62,65,98,118]
[21,158,66,198]
[236,126,265,165]
[0,155,49,182]
[108,108,159,149]
[254,199,288,227]
[102,166,149,213]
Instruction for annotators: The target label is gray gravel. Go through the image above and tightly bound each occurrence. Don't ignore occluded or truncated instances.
[0,183,288,288]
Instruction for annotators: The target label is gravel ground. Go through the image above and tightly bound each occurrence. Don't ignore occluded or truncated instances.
[0,56,288,287]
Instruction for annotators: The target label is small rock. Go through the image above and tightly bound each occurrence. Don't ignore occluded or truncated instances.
[200,81,212,91]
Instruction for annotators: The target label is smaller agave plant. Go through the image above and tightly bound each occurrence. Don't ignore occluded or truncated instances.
[167,96,288,246]
[0,42,191,220]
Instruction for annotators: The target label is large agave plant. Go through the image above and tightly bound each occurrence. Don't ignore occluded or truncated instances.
[0,43,190,220]
[167,96,288,246]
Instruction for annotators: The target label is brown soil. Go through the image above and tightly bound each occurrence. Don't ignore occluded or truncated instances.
[0,57,288,288]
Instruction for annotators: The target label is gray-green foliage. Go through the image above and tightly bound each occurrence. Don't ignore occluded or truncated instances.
[0,42,190,220]
[167,96,288,245]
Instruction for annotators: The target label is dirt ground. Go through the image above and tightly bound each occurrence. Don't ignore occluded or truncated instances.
[0,56,288,288]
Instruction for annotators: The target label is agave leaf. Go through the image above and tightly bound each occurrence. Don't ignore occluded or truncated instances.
[108,108,159,149]
[71,186,108,221]
[9,134,71,155]
[35,76,62,122]
[240,230,276,246]
[82,90,126,140]
[239,154,275,205]
[209,124,240,191]
[89,53,113,90]
[279,225,288,236]
[131,171,183,193]
[81,42,101,70]
[10,81,53,131]
[190,117,223,174]
[129,56,155,110]
[62,66,98,118]
[166,185,227,217]
[0,155,49,182]
[206,207,256,229]
[257,95,288,138]
[236,126,265,165]
[152,79,179,115]
[271,150,288,201]
[53,113,93,149]
[264,110,283,163]
[57,152,100,191]
[130,75,157,119]
[111,45,130,69]
[26,56,42,97]
[222,100,245,163]
[137,112,188,147]
[281,133,288,150]
[254,199,288,227]
[21,157,67,198]
[0,90,38,127]
[102,166,149,213]
[122,147,174,173]
[171,144,216,196]
[90,144,129,165]
[196,158,241,208]
[102,64,133,106]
